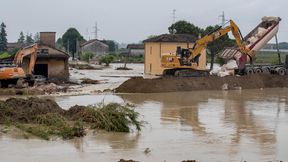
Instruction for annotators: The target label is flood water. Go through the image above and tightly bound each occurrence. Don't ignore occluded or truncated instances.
[1,88,288,162]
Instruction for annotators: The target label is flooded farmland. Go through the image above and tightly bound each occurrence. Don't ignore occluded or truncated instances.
[0,88,287,162]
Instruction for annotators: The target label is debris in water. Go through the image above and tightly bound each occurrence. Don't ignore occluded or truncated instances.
[80,78,101,84]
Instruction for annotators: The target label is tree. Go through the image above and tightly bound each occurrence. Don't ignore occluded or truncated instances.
[34,32,40,43]
[80,52,95,62]
[17,31,25,43]
[99,54,114,66]
[56,38,64,50]
[104,40,118,52]
[62,28,84,59]
[0,22,8,52]
[168,20,204,37]
[25,33,34,44]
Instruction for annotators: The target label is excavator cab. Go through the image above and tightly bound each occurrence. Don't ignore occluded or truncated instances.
[177,47,192,66]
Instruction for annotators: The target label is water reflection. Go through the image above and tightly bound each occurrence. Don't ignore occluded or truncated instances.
[118,88,288,157]
[67,132,141,152]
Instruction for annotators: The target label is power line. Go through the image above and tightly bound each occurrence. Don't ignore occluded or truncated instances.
[218,11,227,26]
[92,22,100,40]
[172,9,176,24]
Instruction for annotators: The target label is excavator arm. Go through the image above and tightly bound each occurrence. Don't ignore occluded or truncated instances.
[189,20,251,62]
[13,43,38,75]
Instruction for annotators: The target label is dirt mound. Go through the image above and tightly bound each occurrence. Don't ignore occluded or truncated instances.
[35,83,68,94]
[118,159,138,162]
[116,67,133,70]
[0,98,64,123]
[115,75,288,93]
[80,78,101,84]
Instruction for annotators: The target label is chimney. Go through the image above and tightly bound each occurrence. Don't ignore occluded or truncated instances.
[40,32,56,48]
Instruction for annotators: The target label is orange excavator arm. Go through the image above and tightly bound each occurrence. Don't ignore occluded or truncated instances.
[14,43,39,75]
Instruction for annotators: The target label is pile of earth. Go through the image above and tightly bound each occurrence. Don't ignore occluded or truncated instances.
[118,160,196,162]
[0,97,142,140]
[115,75,288,93]
[0,98,64,123]
[80,78,101,84]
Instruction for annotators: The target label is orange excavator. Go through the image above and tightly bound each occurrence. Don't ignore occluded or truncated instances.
[0,43,38,87]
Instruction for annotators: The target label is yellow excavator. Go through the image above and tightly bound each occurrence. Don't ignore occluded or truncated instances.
[161,20,251,76]
[0,43,38,87]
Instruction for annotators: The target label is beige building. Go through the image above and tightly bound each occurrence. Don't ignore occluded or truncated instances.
[144,34,206,75]
[22,32,70,82]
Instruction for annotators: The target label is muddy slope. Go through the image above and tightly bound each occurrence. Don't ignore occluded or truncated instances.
[115,75,288,93]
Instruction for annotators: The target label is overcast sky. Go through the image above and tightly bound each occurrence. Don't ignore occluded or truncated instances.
[0,0,287,43]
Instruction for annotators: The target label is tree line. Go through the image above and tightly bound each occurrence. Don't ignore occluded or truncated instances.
[0,21,40,55]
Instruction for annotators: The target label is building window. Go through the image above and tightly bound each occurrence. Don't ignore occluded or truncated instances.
[150,46,152,55]
[150,63,152,72]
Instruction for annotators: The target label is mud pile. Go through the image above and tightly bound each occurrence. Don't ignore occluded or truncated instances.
[80,78,101,84]
[117,160,196,162]
[0,98,64,123]
[0,98,142,140]
[115,75,288,93]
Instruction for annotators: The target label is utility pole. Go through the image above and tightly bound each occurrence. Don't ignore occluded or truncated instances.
[86,28,90,40]
[219,11,226,26]
[93,22,100,40]
[171,9,177,34]
[172,9,176,24]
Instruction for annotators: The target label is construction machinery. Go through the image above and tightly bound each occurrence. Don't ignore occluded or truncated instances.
[218,17,286,75]
[161,20,251,77]
[0,43,38,87]
[161,17,285,76]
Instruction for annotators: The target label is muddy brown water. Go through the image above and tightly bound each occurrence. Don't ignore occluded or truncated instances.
[0,88,288,162]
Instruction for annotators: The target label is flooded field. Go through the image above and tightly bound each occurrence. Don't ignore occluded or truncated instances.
[1,88,288,162]
[69,63,144,92]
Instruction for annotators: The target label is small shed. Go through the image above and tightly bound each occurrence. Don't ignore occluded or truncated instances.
[22,32,70,82]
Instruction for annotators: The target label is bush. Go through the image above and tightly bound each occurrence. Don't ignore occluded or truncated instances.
[80,52,95,62]
[67,102,143,132]
[0,52,12,59]
[99,54,114,66]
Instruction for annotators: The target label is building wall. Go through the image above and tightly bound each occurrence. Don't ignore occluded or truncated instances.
[129,49,144,56]
[144,42,206,75]
[22,58,69,81]
[80,41,109,57]
[40,32,56,48]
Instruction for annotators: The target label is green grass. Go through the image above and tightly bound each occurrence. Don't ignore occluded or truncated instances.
[254,51,288,64]
[0,52,12,59]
